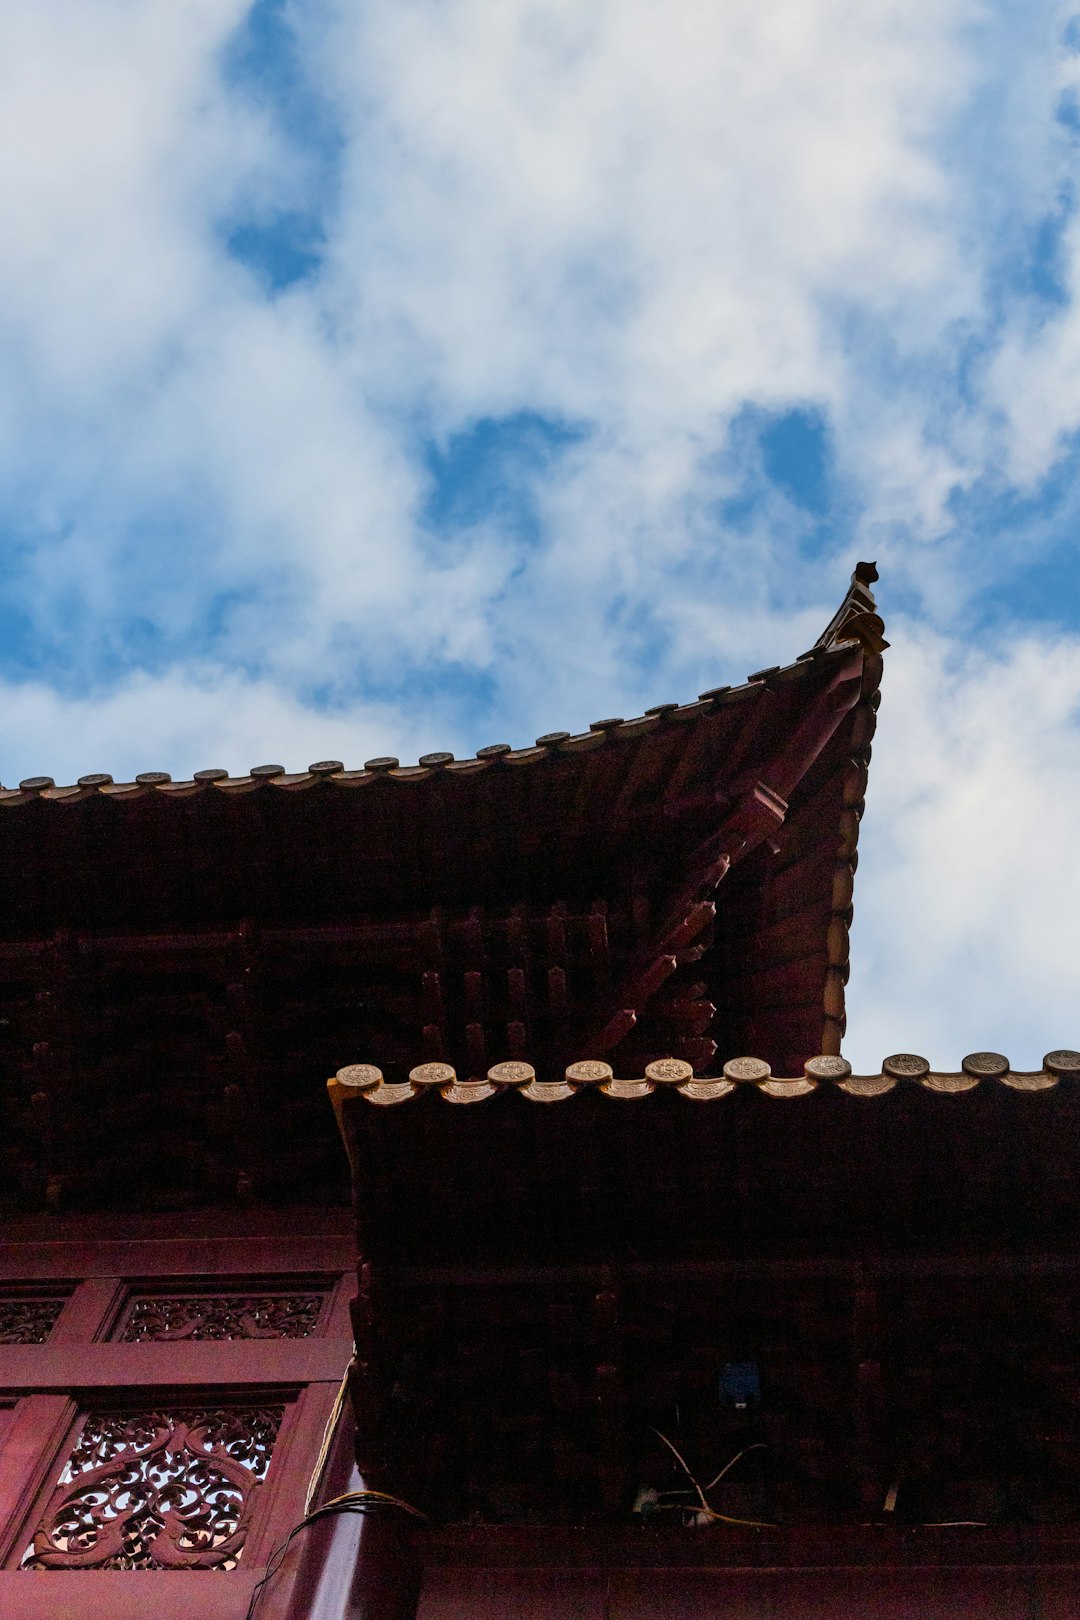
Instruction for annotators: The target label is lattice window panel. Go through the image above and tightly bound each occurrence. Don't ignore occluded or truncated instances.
[116,1291,326,1342]
[0,1297,66,1345]
[21,1406,284,1570]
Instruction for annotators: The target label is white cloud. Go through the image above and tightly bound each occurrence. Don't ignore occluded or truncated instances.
[0,668,435,786]
[318,0,983,429]
[846,626,1080,1070]
[0,0,1013,695]
[0,1,260,388]
[974,17,1080,486]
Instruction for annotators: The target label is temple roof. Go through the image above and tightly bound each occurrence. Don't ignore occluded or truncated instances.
[0,565,885,1211]
[331,1043,1080,1274]
[334,1029,1080,1528]
[1,562,885,805]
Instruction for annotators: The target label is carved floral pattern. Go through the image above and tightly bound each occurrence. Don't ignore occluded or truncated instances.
[119,1293,324,1341]
[22,1407,283,1570]
[0,1297,64,1344]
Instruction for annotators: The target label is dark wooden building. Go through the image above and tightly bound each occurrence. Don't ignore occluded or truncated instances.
[2,564,1079,1618]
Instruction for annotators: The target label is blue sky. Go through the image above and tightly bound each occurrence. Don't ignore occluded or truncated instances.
[2,0,1080,1070]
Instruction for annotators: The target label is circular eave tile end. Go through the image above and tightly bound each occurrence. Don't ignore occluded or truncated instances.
[418,752,454,768]
[20,777,54,793]
[336,1063,383,1090]
[723,1056,771,1084]
[645,1058,694,1085]
[250,764,286,779]
[536,731,571,748]
[698,686,732,702]
[961,1051,1010,1078]
[882,1052,930,1080]
[805,1055,852,1081]
[644,703,679,718]
[410,1062,456,1086]
[566,1060,613,1084]
[589,717,625,733]
[1044,1049,1080,1076]
[78,774,113,789]
[309,760,344,776]
[476,743,512,760]
[364,757,399,773]
[488,1061,535,1086]
[136,772,171,786]
[194,768,229,782]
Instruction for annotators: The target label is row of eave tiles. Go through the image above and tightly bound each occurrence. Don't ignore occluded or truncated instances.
[0,644,849,802]
[332,1051,1080,1105]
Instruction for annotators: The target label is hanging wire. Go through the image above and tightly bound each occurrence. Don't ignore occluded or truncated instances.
[704,1440,768,1493]
[650,1429,775,1527]
[244,1489,428,1620]
[304,1360,354,1518]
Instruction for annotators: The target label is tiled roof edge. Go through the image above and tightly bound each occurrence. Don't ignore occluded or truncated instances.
[328,1049,1080,1108]
[0,568,885,801]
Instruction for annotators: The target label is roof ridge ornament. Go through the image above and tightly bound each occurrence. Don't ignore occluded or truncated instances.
[815,561,889,655]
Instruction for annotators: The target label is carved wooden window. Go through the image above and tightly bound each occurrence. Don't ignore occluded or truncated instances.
[0,1230,356,1619]
[0,1294,67,1345]
[116,1290,326,1342]
[21,1404,284,1570]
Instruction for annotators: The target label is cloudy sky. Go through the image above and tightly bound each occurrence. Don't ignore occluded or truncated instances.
[2,0,1079,1071]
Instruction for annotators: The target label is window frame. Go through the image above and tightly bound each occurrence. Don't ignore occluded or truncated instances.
[0,1229,354,1620]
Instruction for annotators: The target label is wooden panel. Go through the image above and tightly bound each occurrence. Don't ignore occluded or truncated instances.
[0,1338,353,1390]
[417,1564,1080,1620]
[0,1234,356,1280]
[51,1280,125,1343]
[607,1568,1080,1619]
[419,1567,606,1620]
[0,1569,266,1619]
[0,1383,342,1617]
[0,1237,356,1608]
[0,1396,75,1565]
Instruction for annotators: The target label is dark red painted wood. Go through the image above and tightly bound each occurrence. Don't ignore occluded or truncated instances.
[0,1570,267,1619]
[416,1521,1080,1617]
[0,1222,356,1617]
[0,1396,75,1565]
[51,1279,124,1342]
[0,1230,355,1280]
[416,1565,1080,1620]
[0,1338,353,1388]
[343,1515,424,1620]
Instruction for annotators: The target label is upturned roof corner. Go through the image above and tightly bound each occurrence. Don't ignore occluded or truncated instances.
[815,560,889,655]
